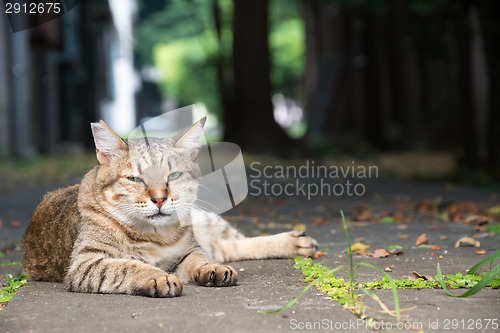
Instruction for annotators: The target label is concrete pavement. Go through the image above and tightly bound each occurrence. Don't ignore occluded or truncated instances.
[1,178,499,332]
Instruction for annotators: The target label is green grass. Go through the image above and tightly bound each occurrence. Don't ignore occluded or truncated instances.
[0,273,28,308]
[437,249,500,297]
[260,210,402,321]
[0,262,23,267]
[486,223,500,235]
[260,210,500,324]
[0,154,95,189]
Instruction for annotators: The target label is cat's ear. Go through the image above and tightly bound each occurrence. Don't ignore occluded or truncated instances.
[90,120,128,165]
[174,117,206,154]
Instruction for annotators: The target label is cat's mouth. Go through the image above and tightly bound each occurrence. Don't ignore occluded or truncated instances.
[147,212,171,220]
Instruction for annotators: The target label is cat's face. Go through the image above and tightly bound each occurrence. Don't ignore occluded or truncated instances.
[90,118,205,230]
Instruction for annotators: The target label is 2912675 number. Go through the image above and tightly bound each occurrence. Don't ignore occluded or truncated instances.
[5,2,61,14]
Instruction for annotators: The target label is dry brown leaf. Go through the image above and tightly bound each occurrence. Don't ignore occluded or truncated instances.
[352,205,374,221]
[415,233,429,246]
[350,242,370,252]
[10,220,21,228]
[389,248,405,256]
[311,217,328,226]
[384,265,395,272]
[394,211,403,222]
[439,235,449,240]
[399,234,409,239]
[475,250,487,255]
[397,224,408,230]
[428,225,446,231]
[412,271,430,280]
[293,224,307,232]
[371,248,390,258]
[455,237,480,248]
[464,215,491,225]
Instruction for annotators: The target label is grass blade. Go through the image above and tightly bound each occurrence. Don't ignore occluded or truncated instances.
[340,210,354,299]
[437,263,500,297]
[436,263,456,297]
[258,279,318,314]
[467,249,500,275]
[357,262,400,322]
[259,267,343,314]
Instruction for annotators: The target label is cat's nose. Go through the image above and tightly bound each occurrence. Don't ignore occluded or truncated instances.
[151,196,166,208]
[149,189,168,208]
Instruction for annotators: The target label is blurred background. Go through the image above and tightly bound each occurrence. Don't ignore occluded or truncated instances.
[0,0,499,187]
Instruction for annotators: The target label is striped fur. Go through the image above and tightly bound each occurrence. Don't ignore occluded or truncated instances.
[22,119,318,297]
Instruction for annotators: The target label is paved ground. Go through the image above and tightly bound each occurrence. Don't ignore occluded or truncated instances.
[1,177,499,332]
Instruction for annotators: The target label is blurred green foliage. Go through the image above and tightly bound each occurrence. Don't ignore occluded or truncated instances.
[136,0,305,114]
[0,154,95,189]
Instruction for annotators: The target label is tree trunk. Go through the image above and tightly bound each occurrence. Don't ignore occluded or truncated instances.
[212,0,234,142]
[454,2,480,166]
[228,0,289,152]
[477,0,500,176]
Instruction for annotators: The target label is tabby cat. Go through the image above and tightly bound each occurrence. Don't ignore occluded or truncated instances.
[22,118,318,297]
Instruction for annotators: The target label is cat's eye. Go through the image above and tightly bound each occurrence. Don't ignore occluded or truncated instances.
[168,172,182,180]
[127,176,143,183]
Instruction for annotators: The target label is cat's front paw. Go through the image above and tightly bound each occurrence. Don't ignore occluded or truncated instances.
[286,230,319,258]
[194,263,238,287]
[133,273,182,297]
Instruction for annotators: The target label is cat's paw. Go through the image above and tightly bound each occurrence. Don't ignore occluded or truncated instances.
[133,273,182,298]
[194,263,238,287]
[286,230,319,258]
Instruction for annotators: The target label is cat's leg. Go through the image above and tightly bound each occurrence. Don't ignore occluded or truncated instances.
[65,251,182,297]
[174,250,238,287]
[211,230,318,262]
[191,211,318,262]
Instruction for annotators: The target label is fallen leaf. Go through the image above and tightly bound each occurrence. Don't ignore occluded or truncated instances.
[388,249,405,256]
[394,211,403,222]
[454,237,480,248]
[412,271,430,280]
[464,215,491,225]
[313,252,326,258]
[384,267,392,272]
[396,224,408,230]
[371,248,390,258]
[439,235,449,240]
[488,205,500,214]
[399,234,409,239]
[415,233,428,246]
[405,216,414,223]
[430,246,441,251]
[428,225,446,231]
[349,242,370,252]
[474,225,488,232]
[311,217,328,226]
[439,255,443,259]
[352,206,374,221]
[475,250,486,255]
[293,224,307,232]
[10,220,21,228]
